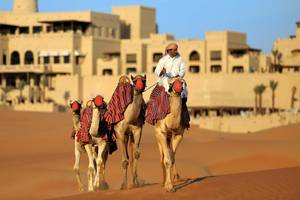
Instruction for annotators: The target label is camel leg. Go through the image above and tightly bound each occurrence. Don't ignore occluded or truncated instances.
[84,144,95,191]
[131,127,144,188]
[156,130,173,192]
[155,132,166,186]
[171,133,183,183]
[73,142,84,191]
[116,130,129,190]
[94,140,109,190]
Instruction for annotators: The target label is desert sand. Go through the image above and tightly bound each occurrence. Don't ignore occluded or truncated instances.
[1,109,300,200]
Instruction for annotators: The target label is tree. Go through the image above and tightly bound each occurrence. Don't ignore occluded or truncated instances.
[253,85,260,114]
[271,49,283,72]
[63,91,70,106]
[291,86,297,109]
[40,75,48,103]
[257,84,266,114]
[17,80,26,103]
[269,80,278,113]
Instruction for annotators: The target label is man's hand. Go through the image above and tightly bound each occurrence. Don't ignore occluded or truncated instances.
[159,68,166,76]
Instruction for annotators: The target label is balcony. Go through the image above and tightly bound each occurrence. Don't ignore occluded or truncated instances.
[0,64,73,74]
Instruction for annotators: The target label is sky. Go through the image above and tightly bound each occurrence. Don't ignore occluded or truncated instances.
[1,0,300,52]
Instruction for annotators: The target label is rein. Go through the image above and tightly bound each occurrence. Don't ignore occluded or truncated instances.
[143,81,158,93]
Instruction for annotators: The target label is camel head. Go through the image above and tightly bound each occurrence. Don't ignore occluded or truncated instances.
[169,77,184,95]
[118,75,131,84]
[131,74,146,93]
[70,99,82,113]
[92,95,105,109]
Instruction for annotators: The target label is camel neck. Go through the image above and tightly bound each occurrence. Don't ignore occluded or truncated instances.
[169,94,182,116]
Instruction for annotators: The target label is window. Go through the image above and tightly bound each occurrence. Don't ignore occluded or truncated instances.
[33,26,42,34]
[44,56,50,64]
[75,56,79,65]
[126,67,136,74]
[111,28,116,38]
[189,65,200,73]
[19,27,29,34]
[2,51,7,65]
[24,51,34,65]
[126,54,137,63]
[211,65,222,73]
[46,26,52,33]
[232,66,244,73]
[11,51,20,65]
[153,53,163,62]
[102,69,113,76]
[54,56,60,64]
[210,51,222,61]
[189,51,200,61]
[64,56,70,64]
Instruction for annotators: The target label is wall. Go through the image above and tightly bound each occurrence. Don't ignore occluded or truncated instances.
[196,112,300,133]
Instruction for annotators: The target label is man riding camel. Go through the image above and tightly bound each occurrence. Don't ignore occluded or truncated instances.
[154,43,188,99]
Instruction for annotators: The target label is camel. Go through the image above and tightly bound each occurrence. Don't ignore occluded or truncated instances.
[70,100,95,192]
[110,75,146,189]
[70,96,110,191]
[152,78,187,192]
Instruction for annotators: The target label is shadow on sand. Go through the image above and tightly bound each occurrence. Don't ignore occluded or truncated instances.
[173,176,213,192]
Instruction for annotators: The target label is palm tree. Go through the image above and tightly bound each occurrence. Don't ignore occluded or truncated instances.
[271,49,283,72]
[269,80,278,113]
[291,86,297,109]
[271,50,278,72]
[254,85,260,114]
[257,84,266,114]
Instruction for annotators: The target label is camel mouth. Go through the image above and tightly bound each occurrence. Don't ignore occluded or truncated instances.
[171,79,183,94]
[70,100,82,112]
[134,78,146,92]
[93,95,105,107]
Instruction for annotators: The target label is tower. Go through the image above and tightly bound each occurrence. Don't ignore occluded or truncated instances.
[13,0,38,14]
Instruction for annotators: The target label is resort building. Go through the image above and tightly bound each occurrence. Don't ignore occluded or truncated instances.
[0,0,299,119]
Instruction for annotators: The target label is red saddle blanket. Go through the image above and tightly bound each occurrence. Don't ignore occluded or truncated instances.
[76,106,93,145]
[145,85,170,125]
[104,82,134,125]
[145,85,190,129]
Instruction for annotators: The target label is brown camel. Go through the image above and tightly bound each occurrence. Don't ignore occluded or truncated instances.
[70,100,96,191]
[71,96,110,191]
[113,75,146,189]
[153,78,187,192]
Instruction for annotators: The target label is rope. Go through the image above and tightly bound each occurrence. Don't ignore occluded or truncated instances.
[144,81,158,92]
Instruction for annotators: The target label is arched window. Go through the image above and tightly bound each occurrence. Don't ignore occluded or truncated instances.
[24,51,34,65]
[189,51,200,61]
[11,51,20,65]
[232,66,244,73]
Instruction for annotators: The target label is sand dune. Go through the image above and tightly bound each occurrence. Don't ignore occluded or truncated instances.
[0,110,300,200]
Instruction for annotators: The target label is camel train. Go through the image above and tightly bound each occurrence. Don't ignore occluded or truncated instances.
[70,74,189,192]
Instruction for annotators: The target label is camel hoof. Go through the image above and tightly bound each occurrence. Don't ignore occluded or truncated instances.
[131,178,145,188]
[165,184,174,193]
[78,185,84,192]
[120,182,127,190]
[99,180,109,190]
[173,174,181,183]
